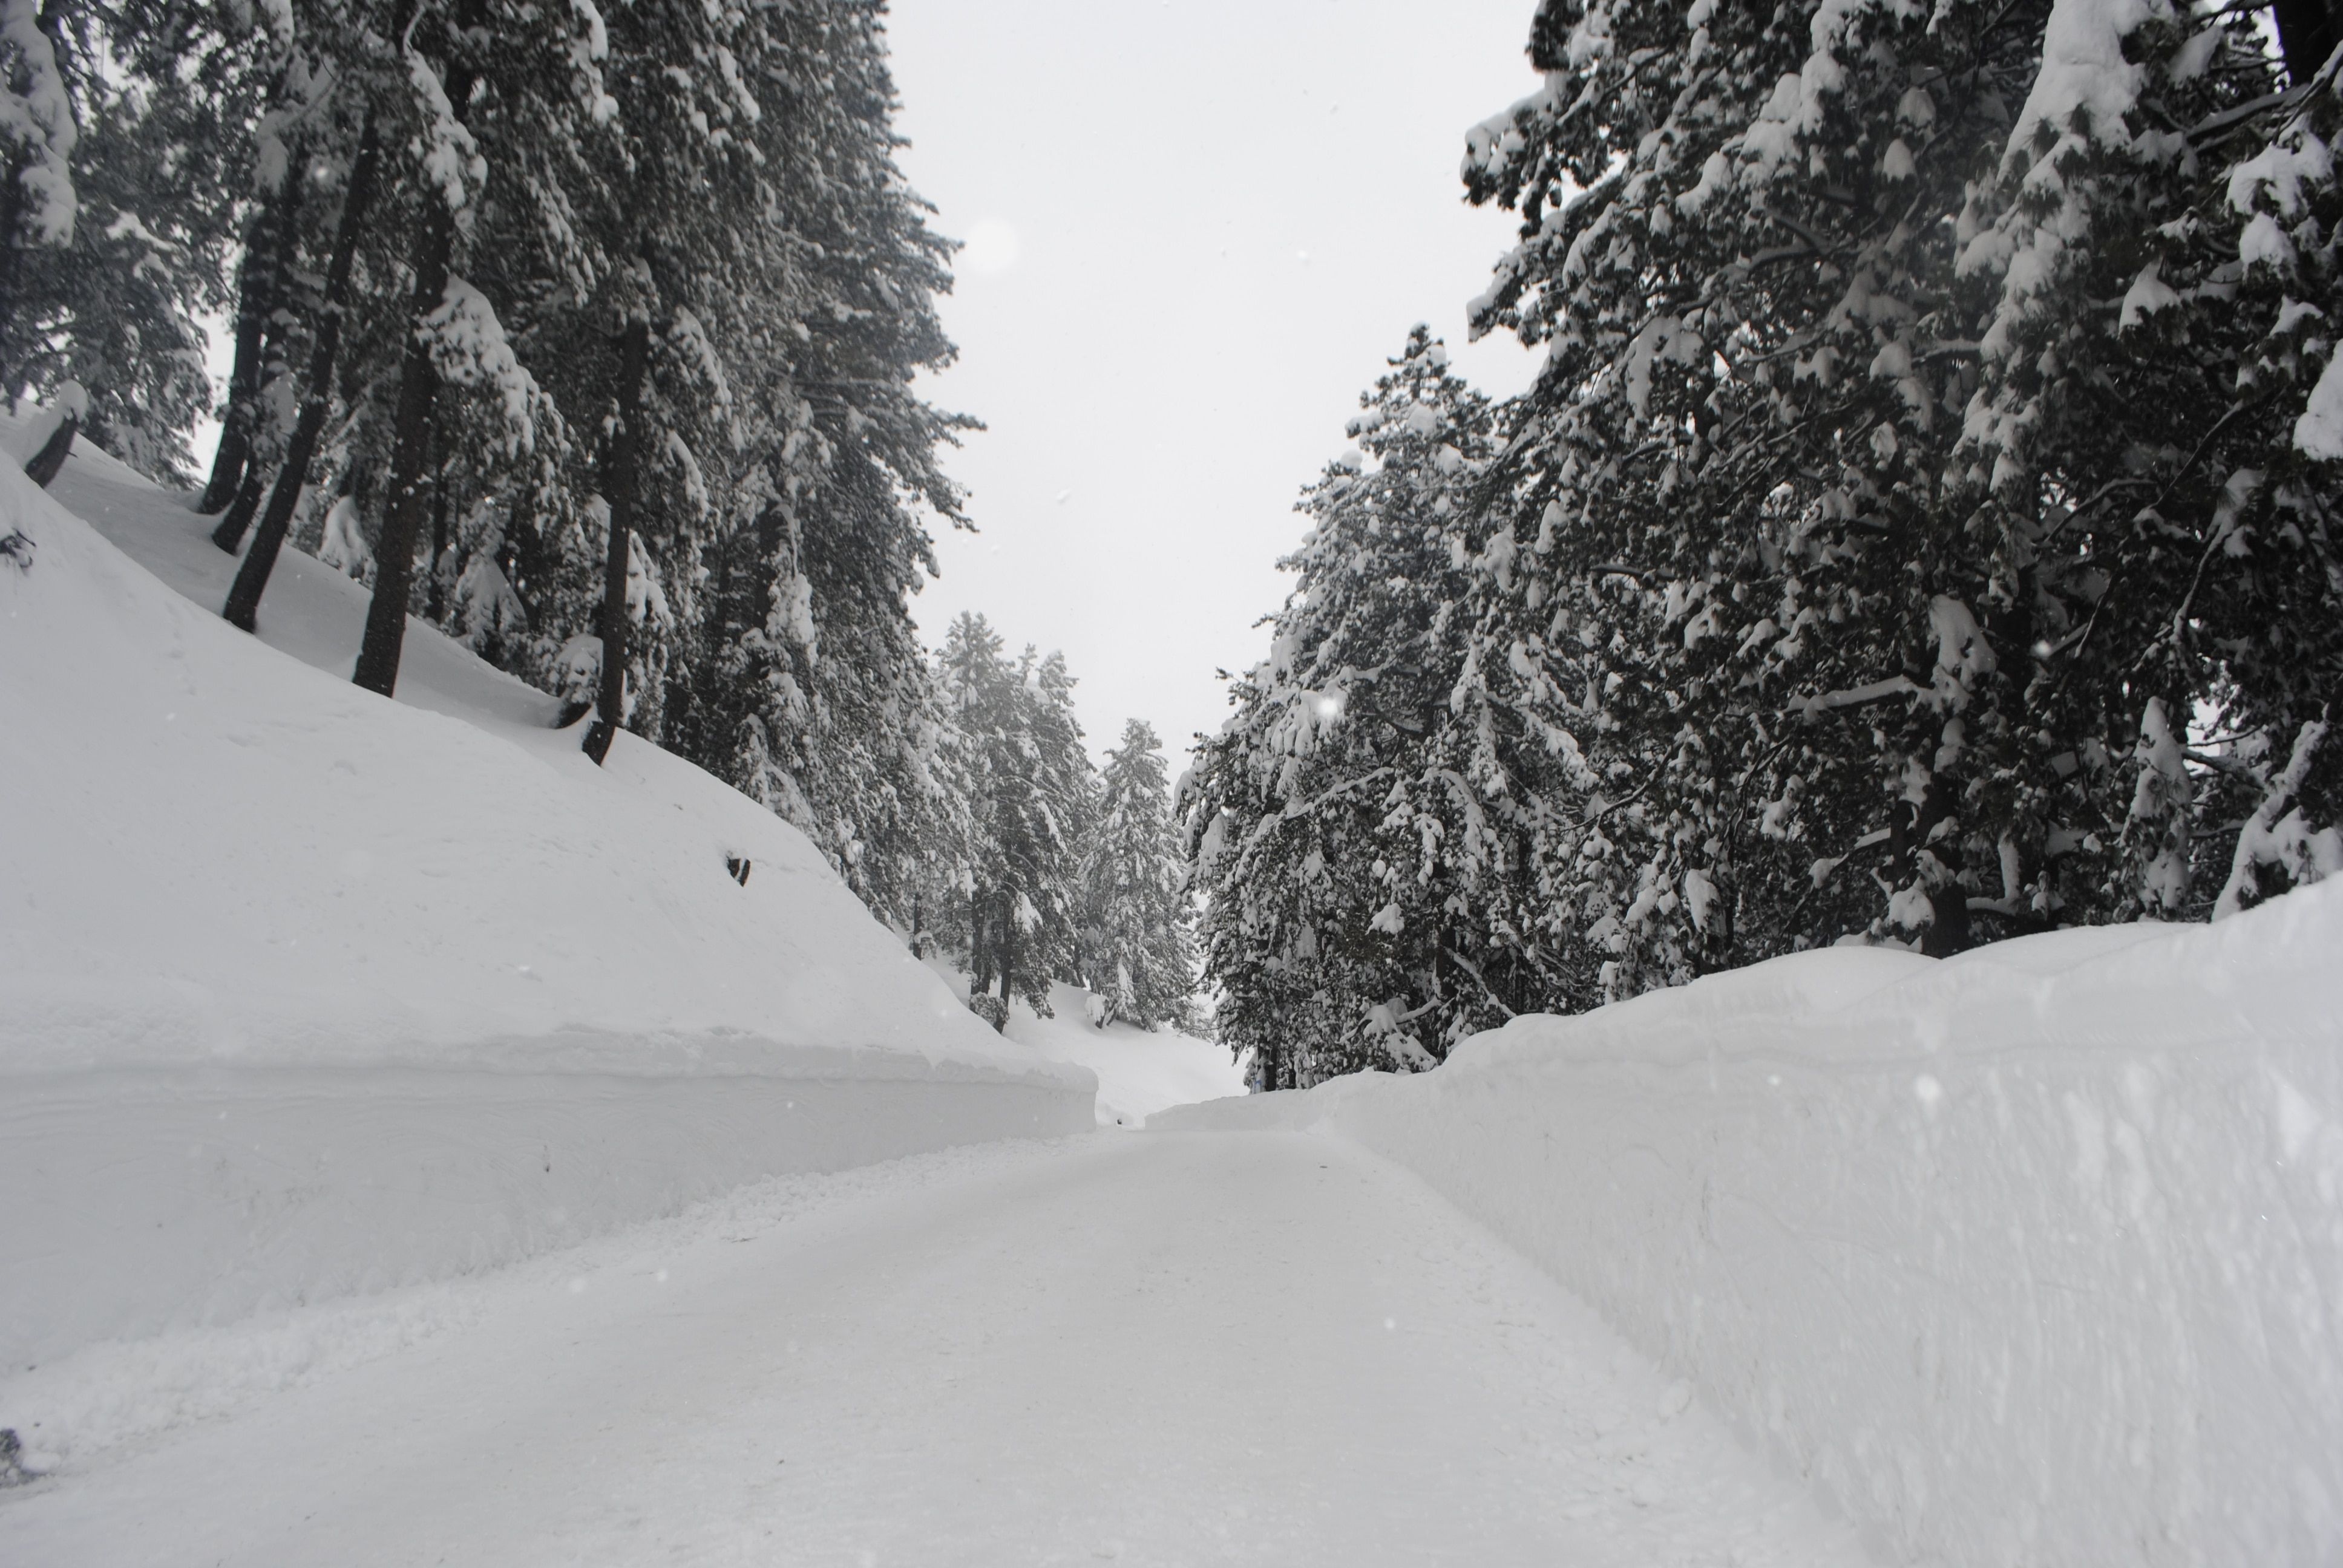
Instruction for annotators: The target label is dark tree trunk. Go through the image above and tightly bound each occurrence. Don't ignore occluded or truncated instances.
[970,882,995,994]
[210,457,267,554]
[2275,0,2342,83]
[583,314,652,763]
[424,416,452,622]
[0,155,24,397]
[199,191,289,513]
[221,117,383,633]
[209,219,304,552]
[353,49,480,699]
[994,890,1016,1033]
[21,411,74,487]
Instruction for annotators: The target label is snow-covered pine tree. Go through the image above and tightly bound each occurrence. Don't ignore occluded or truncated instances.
[660,0,974,924]
[2,0,262,483]
[937,613,1095,1030]
[1441,0,2333,985]
[1080,719,1202,1032]
[1945,0,2343,918]
[347,0,605,699]
[1185,329,1516,1088]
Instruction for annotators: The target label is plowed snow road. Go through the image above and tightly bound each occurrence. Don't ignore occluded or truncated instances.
[2,1130,1863,1566]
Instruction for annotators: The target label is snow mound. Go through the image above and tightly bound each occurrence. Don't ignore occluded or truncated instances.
[0,445,1092,1367]
[1160,889,2343,1565]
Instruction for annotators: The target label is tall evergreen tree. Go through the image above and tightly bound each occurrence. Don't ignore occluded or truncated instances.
[1448,0,2339,975]
[1184,330,1513,1086]
[937,613,1093,1030]
[1080,719,1202,1033]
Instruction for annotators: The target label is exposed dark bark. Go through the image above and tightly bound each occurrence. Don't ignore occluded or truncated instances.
[2274,0,2343,83]
[222,117,383,633]
[353,45,482,699]
[425,415,452,622]
[21,411,74,486]
[209,191,307,552]
[199,182,295,514]
[994,890,1017,1033]
[210,463,267,554]
[582,313,652,763]
[969,882,995,994]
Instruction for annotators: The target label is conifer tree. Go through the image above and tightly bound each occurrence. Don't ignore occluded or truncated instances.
[1450,0,2338,972]
[1185,330,1513,1086]
[938,613,1093,1030]
[1196,0,2342,1086]
[4,0,260,483]
[1080,719,1202,1032]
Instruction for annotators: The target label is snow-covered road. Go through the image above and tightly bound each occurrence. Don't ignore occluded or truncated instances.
[2,1130,1863,1567]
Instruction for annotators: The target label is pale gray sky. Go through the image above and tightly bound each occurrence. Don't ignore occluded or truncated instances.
[885,0,1544,765]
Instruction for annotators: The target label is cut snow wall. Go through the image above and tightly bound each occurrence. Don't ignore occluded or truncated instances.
[1159,886,2343,1566]
[0,457,1098,1370]
[3,1056,1093,1369]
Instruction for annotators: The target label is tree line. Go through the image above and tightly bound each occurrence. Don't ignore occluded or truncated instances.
[1,0,1199,1034]
[1185,0,2343,1088]
[931,613,1202,1035]
[5,0,958,826]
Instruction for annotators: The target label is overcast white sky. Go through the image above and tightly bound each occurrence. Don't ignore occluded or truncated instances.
[885,0,1545,766]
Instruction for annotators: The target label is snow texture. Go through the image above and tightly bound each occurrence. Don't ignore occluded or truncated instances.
[0,1131,1868,1566]
[1163,886,2343,1566]
[0,430,1092,1370]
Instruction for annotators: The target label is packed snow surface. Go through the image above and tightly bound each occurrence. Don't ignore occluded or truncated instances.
[0,1131,1866,1567]
[0,425,1092,1367]
[1163,884,2343,1566]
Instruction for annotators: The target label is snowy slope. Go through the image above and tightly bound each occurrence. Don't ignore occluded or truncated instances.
[1002,984,1243,1127]
[0,429,1092,1367]
[926,970,1247,1125]
[1161,887,2343,1566]
[0,416,1080,1076]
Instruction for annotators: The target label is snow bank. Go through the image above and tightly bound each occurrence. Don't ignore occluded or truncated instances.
[1158,890,2343,1566]
[0,448,1092,1368]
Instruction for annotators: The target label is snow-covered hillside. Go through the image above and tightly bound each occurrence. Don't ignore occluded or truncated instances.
[1162,887,2343,1566]
[0,430,1092,1369]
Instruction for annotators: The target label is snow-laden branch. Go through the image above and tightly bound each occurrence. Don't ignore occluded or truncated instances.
[1,0,77,246]
[2214,716,2336,918]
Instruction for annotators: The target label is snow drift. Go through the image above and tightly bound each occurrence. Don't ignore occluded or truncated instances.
[0,448,1092,1371]
[1159,890,2343,1566]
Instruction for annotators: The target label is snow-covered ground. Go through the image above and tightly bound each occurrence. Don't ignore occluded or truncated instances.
[0,422,1092,1371]
[0,1129,1866,1567]
[1162,886,2343,1567]
[927,970,1247,1125]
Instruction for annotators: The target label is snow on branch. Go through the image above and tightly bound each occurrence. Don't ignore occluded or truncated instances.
[2214,716,2338,918]
[1,0,77,247]
[422,279,554,456]
[405,45,486,220]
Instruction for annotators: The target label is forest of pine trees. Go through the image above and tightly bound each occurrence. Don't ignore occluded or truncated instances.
[1,0,1198,1037]
[1187,0,2343,1089]
[15,0,2337,1086]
